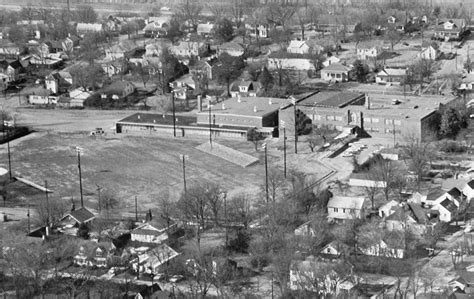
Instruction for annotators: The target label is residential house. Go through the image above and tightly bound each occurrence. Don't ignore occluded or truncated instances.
[267,57,315,71]
[62,36,80,54]
[463,180,474,201]
[287,40,324,55]
[131,221,177,244]
[323,56,341,67]
[57,207,96,235]
[26,54,63,69]
[378,200,400,218]
[143,22,168,38]
[375,68,407,85]
[76,23,103,36]
[294,220,317,237]
[319,240,348,259]
[419,41,441,60]
[229,80,261,98]
[45,40,64,54]
[197,23,214,37]
[147,16,172,28]
[433,19,466,41]
[388,16,397,24]
[101,80,135,99]
[0,60,23,82]
[359,235,405,259]
[218,42,245,57]
[349,173,387,188]
[101,59,126,77]
[247,24,269,38]
[23,86,56,105]
[189,58,216,80]
[0,41,22,58]
[145,39,172,57]
[384,203,435,234]
[320,63,350,83]
[434,198,458,222]
[423,187,460,207]
[132,244,180,275]
[170,41,206,58]
[327,196,365,221]
[289,256,353,295]
[356,41,383,61]
[45,71,72,94]
[74,241,115,267]
[105,41,138,60]
[170,74,195,100]
[66,88,93,108]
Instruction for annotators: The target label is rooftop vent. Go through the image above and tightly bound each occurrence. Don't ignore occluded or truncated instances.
[253,106,257,113]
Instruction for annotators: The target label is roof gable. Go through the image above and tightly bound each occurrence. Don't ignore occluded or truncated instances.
[68,207,95,223]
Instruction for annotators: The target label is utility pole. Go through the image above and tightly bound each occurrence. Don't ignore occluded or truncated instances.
[171,92,176,137]
[67,0,70,12]
[179,154,189,194]
[393,122,396,147]
[280,120,287,178]
[289,96,298,154]
[262,143,269,204]
[76,147,84,207]
[224,191,228,247]
[135,196,138,222]
[96,185,102,213]
[45,180,50,226]
[27,204,30,234]
[208,100,213,148]
[7,128,11,181]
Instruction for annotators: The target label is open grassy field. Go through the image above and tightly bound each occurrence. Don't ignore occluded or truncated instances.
[0,132,271,212]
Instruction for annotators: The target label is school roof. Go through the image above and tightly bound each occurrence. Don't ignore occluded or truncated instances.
[197,96,291,118]
[117,112,196,126]
[296,91,365,108]
[327,196,365,210]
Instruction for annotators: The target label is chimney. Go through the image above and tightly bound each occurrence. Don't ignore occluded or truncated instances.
[71,202,75,212]
[268,98,272,105]
[360,112,364,131]
[365,94,370,110]
[138,115,141,120]
[222,103,225,110]
[347,109,351,125]
[253,106,257,113]
[45,226,49,237]
[197,95,202,112]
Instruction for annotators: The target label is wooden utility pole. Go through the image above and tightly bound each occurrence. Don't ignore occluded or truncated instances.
[96,185,102,213]
[135,196,138,222]
[27,204,30,234]
[45,180,50,226]
[76,147,84,207]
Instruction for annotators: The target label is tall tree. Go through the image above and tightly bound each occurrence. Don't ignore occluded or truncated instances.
[401,136,433,190]
[214,53,244,96]
[177,1,202,30]
[439,107,461,139]
[75,6,97,23]
[215,18,234,42]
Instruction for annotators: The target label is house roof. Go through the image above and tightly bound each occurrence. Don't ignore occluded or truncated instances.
[426,188,445,201]
[102,80,134,95]
[357,40,383,49]
[440,198,457,212]
[77,23,103,32]
[448,187,462,198]
[197,23,214,33]
[288,40,308,49]
[22,86,51,97]
[467,180,474,189]
[379,200,400,214]
[68,207,95,223]
[327,196,365,210]
[219,42,244,52]
[9,60,22,69]
[322,63,351,72]
[377,68,407,77]
[132,223,165,236]
[408,203,428,224]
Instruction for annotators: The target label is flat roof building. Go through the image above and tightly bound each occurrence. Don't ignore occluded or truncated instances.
[279,91,459,142]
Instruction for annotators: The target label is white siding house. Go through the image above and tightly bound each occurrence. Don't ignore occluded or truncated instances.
[327,196,365,221]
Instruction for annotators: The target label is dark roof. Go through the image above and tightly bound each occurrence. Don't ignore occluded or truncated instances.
[298,91,364,108]
[9,60,22,69]
[440,199,457,212]
[458,270,474,285]
[426,188,445,201]
[468,180,474,188]
[448,187,462,198]
[408,203,428,224]
[421,41,439,50]
[322,63,350,72]
[102,80,134,95]
[117,112,197,126]
[68,207,95,223]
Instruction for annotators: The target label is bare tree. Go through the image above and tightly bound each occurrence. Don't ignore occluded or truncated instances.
[177,1,202,30]
[228,193,252,230]
[35,197,68,228]
[401,135,433,190]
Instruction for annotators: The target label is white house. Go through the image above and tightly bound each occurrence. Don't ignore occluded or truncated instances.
[197,23,214,37]
[327,196,365,221]
[76,23,103,36]
[375,68,407,85]
[247,24,269,38]
[287,40,310,54]
[170,41,206,58]
[319,241,347,258]
[229,80,261,98]
[348,173,387,188]
[463,180,474,202]
[378,200,400,218]
[294,220,317,237]
[356,41,382,60]
[24,86,57,105]
[131,223,171,244]
[267,57,315,71]
[320,63,350,83]
[359,238,405,259]
[418,42,441,60]
[45,71,72,94]
[131,244,179,275]
[435,198,458,222]
[322,56,341,67]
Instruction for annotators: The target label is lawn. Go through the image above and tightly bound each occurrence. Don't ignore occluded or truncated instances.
[1,132,268,214]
